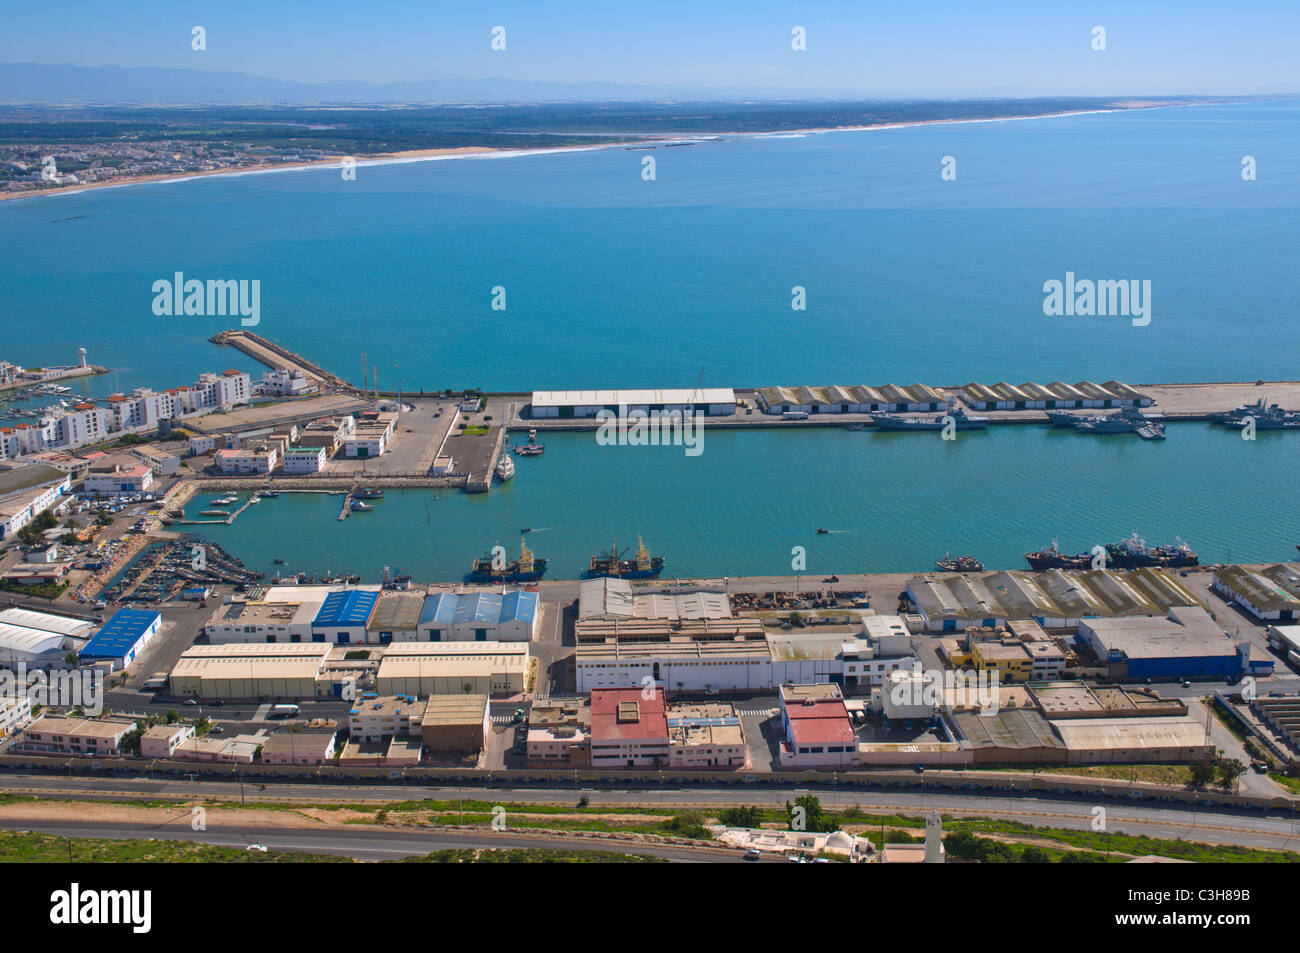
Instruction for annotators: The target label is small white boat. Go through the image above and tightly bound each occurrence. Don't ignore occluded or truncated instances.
[495,455,515,482]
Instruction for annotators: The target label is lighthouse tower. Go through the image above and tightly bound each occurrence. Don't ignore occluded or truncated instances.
[77,348,87,368]
[924,809,945,863]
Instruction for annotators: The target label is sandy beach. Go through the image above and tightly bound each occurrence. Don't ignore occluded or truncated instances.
[0,100,1211,205]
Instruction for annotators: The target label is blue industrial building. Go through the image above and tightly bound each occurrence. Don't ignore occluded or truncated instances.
[79,608,162,670]
[310,589,379,645]
[1079,607,1269,681]
[419,590,538,641]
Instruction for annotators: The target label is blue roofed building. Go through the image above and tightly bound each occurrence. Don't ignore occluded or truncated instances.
[419,590,538,642]
[310,589,379,645]
[79,608,162,670]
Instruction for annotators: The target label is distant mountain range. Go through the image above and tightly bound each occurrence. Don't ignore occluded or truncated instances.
[0,62,862,104]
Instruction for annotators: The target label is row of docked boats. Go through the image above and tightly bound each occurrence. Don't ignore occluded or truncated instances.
[467,535,666,583]
[935,533,1201,573]
[1024,533,1198,570]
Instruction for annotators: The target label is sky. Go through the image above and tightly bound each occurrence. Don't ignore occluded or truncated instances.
[3,0,1298,97]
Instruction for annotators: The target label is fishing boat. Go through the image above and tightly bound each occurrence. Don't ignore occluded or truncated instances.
[817,528,829,534]
[587,536,665,579]
[211,495,237,506]
[354,487,385,499]
[871,405,989,431]
[469,537,547,582]
[350,500,372,512]
[257,489,280,498]
[495,454,515,482]
[936,553,984,572]
[1024,540,1094,571]
[1104,532,1198,568]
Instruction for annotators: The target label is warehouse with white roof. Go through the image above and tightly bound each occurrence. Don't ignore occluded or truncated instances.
[529,388,736,418]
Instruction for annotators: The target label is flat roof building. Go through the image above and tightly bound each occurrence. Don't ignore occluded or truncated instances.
[1079,606,1251,681]
[420,694,490,753]
[169,643,334,700]
[79,608,161,670]
[375,642,529,696]
[589,687,669,768]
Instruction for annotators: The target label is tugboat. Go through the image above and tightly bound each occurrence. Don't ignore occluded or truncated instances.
[1104,532,1199,569]
[871,405,989,431]
[514,428,545,456]
[587,536,665,579]
[1024,540,1093,571]
[469,537,547,582]
[936,553,984,572]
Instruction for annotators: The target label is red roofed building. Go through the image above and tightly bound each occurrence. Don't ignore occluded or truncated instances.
[779,684,859,768]
[589,687,669,768]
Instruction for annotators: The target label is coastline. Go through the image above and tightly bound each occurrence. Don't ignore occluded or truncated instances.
[0,99,1208,206]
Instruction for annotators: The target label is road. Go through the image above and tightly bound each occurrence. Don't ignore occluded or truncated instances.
[4,772,1300,853]
[0,816,768,863]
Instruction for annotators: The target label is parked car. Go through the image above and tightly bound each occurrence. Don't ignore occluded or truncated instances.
[743,848,761,861]
[245,843,267,853]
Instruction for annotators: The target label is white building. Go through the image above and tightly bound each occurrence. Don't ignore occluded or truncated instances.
[255,368,316,398]
[83,462,154,497]
[0,467,71,541]
[140,723,196,759]
[0,697,33,740]
[281,446,325,474]
[213,446,278,475]
[530,388,737,419]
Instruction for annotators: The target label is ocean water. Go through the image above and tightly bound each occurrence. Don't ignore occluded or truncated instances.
[4,99,1299,576]
[3,99,1298,393]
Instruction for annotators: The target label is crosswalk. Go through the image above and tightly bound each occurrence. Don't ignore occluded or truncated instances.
[734,706,777,718]
[491,713,520,726]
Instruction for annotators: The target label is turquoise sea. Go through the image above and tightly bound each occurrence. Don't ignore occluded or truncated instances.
[4,99,1298,576]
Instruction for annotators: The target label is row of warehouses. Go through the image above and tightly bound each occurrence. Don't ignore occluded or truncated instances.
[755,380,1151,415]
[202,585,538,646]
[169,640,530,700]
[0,605,161,671]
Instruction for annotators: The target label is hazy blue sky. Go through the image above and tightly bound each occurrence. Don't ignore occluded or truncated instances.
[4,0,1297,96]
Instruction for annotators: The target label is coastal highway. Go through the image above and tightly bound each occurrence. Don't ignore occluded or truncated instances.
[0,817,769,863]
[4,773,1300,853]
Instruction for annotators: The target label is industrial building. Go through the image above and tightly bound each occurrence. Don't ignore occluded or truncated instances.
[667,703,748,769]
[374,642,529,696]
[529,388,737,419]
[589,687,669,768]
[1078,606,1259,681]
[957,380,1151,411]
[169,643,335,700]
[778,684,858,768]
[418,590,538,642]
[579,578,732,622]
[78,608,161,670]
[421,694,490,753]
[311,589,379,645]
[366,591,426,643]
[0,464,71,541]
[1212,564,1300,622]
[203,598,322,644]
[905,568,1205,632]
[1051,715,1214,764]
[259,729,337,765]
[0,606,93,664]
[757,384,947,415]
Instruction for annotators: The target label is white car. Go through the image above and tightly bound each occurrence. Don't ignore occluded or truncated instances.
[245,843,268,853]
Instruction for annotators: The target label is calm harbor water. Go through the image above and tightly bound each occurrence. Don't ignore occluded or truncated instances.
[4,99,1298,575]
[182,423,1300,580]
